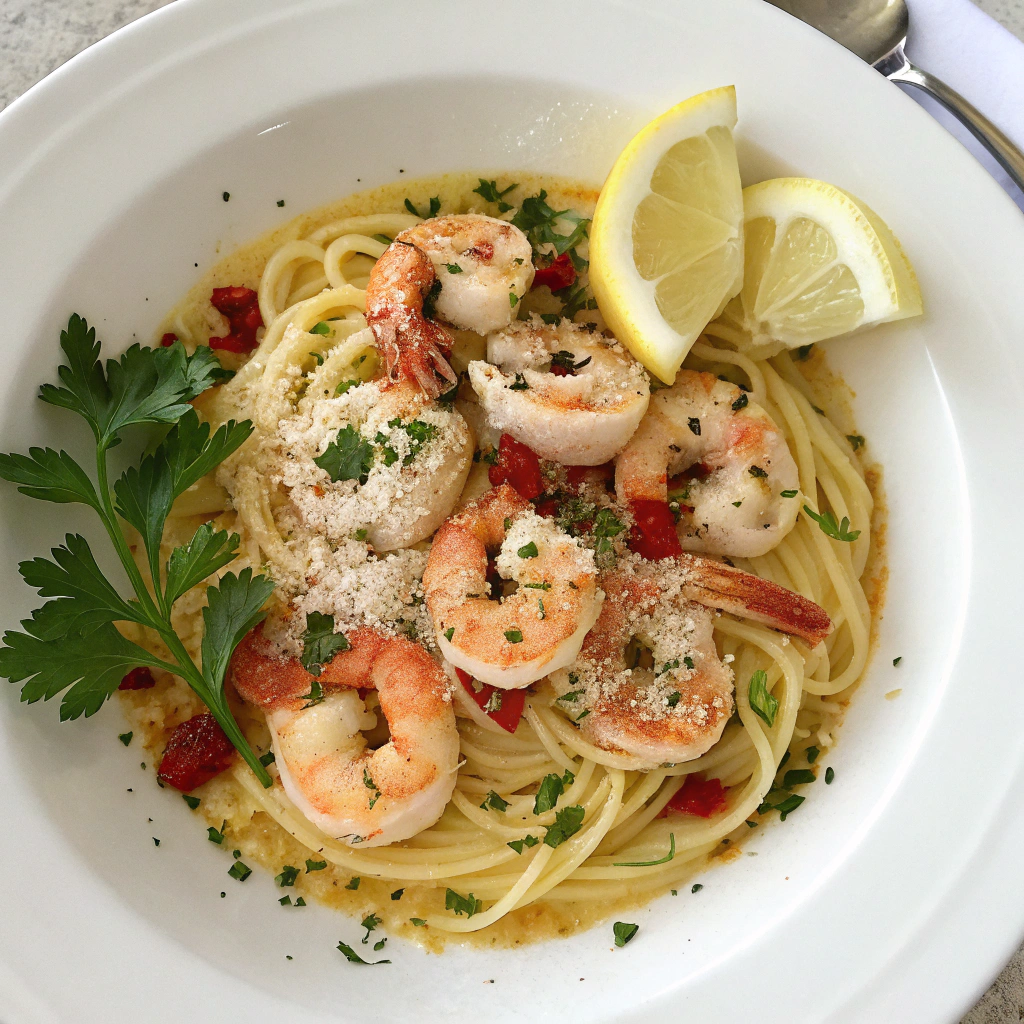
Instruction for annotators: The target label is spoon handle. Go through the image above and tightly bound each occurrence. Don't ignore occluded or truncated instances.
[878,50,1024,194]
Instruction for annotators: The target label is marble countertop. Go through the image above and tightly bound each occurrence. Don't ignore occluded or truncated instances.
[1,1,1023,1021]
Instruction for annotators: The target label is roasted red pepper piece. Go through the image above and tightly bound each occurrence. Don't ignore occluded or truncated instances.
[455,668,526,734]
[533,496,560,518]
[487,433,545,500]
[157,712,235,791]
[532,252,577,292]
[209,285,263,353]
[658,774,727,818]
[627,498,683,560]
[118,667,156,690]
[160,333,178,347]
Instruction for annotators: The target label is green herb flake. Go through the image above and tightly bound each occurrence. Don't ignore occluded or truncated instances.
[345,877,361,890]
[544,805,585,848]
[208,823,226,844]
[613,833,675,867]
[300,611,350,677]
[305,858,327,872]
[182,794,200,809]
[509,291,519,308]
[507,835,540,854]
[748,669,779,728]
[774,794,805,820]
[276,865,300,887]
[258,750,275,767]
[795,344,814,360]
[410,918,427,927]
[783,769,816,788]
[893,656,902,667]
[748,465,768,479]
[315,424,374,484]
[445,888,482,918]
[504,629,523,644]
[297,676,326,709]
[443,627,455,641]
[803,505,861,542]
[295,897,306,906]
[228,861,252,882]
[847,434,865,451]
[309,321,331,336]
[335,379,360,396]
[118,731,133,746]
[472,179,518,213]
[337,940,390,965]
[825,766,835,785]
[592,508,625,554]
[613,922,639,947]
[279,895,292,906]
[665,691,681,708]
[517,541,539,559]
[222,191,230,201]
[445,263,463,274]
[390,888,404,901]
[687,416,701,435]
[780,489,799,498]
[805,745,820,763]
[523,581,551,590]
[277,200,285,207]
[691,883,704,893]
[360,912,381,944]
[363,767,382,809]
[533,772,566,813]
[731,392,748,411]
[508,373,530,391]
[480,790,509,812]
[152,837,161,846]
[374,939,386,952]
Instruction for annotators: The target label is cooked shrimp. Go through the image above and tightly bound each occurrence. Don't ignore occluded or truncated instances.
[549,556,831,768]
[366,214,534,397]
[231,624,459,847]
[550,569,733,769]
[467,317,650,465]
[616,370,799,557]
[423,483,602,689]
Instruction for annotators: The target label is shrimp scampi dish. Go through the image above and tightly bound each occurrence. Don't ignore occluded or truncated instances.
[4,154,891,952]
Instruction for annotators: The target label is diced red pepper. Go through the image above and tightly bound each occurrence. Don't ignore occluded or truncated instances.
[157,712,235,792]
[209,285,263,353]
[627,498,683,561]
[119,667,156,690]
[550,363,571,377]
[532,252,577,292]
[533,496,560,518]
[455,668,525,734]
[487,433,544,500]
[658,774,727,818]
[160,333,178,347]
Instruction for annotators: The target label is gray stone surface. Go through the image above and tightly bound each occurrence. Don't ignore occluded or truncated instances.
[1,0,1023,1020]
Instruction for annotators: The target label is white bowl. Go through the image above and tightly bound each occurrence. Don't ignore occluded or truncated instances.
[1,1,1023,1022]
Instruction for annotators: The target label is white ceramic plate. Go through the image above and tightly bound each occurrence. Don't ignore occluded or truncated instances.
[1,1,1023,1021]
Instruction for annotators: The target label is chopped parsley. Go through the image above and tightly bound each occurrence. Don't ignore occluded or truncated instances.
[410,918,427,927]
[846,434,865,451]
[893,656,902,666]
[509,291,519,308]
[748,465,768,479]
[553,281,597,320]
[305,858,327,872]
[558,689,585,703]
[550,350,592,374]
[544,805,585,848]
[507,835,540,854]
[805,745,820,763]
[337,940,390,965]
[277,200,285,207]
[508,372,530,391]
[773,794,805,820]
[825,766,835,785]
[613,922,639,947]
[182,794,200,809]
[391,888,404,901]
[480,790,509,812]
[613,833,675,867]
[691,883,703,893]
[118,731,133,746]
[363,767,382,809]
[227,861,252,881]
[404,196,441,218]
[504,629,523,644]
[445,888,482,918]
[473,179,518,212]
[666,691,681,708]
[222,191,230,201]
[443,627,455,641]
[279,896,292,905]
[592,508,625,554]
[748,669,779,728]
[258,750,275,767]
[360,913,381,944]
[208,822,226,844]
[315,424,374,484]
[783,769,816,788]
[275,865,300,887]
[300,611,350,677]
[731,392,748,411]
[152,837,160,847]
[803,505,861,542]
[780,489,799,498]
[297,677,326,709]
[345,877,361,889]
[309,321,331,336]
[334,379,360,396]
[523,581,551,590]
[533,771,568,813]
[687,417,701,435]
[445,263,463,274]
[511,189,589,257]
[517,541,539,559]
[795,344,814,360]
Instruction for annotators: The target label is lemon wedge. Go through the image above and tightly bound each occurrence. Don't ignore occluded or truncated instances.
[712,178,923,357]
[590,86,744,383]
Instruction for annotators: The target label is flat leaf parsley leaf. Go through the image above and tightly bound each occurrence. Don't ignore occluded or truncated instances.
[445,888,482,918]
[0,316,274,786]
[803,505,861,542]
[473,179,518,213]
[748,669,779,728]
[315,425,374,484]
[300,611,350,677]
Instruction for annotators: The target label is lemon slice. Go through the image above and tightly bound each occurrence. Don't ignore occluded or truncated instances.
[590,86,744,383]
[712,178,922,357]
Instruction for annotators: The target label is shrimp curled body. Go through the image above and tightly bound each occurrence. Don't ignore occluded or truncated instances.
[366,214,534,397]
[231,625,458,847]
[616,370,799,557]
[423,484,603,689]
[468,318,650,465]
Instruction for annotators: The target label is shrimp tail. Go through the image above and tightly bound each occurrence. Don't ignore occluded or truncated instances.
[366,240,457,398]
[679,552,833,646]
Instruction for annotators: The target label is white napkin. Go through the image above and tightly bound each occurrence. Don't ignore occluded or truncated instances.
[904,0,1024,211]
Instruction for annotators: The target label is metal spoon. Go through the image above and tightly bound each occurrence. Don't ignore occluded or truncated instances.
[767,0,1024,192]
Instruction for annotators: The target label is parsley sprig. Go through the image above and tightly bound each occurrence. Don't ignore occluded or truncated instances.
[0,316,275,786]
[803,505,861,542]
